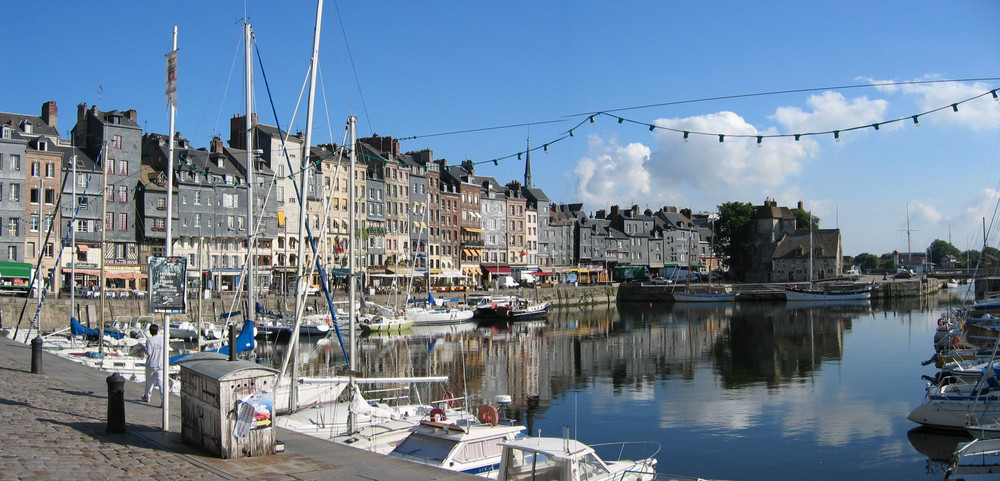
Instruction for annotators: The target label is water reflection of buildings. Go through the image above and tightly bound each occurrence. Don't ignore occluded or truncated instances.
[263,302,859,422]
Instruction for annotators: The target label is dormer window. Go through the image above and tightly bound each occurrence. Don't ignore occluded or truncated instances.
[217,158,224,168]
[20,121,32,134]
[37,141,47,152]
[1,126,10,139]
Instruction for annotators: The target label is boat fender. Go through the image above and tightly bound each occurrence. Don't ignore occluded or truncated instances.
[429,407,446,422]
[326,317,331,325]
[952,335,960,346]
[362,318,371,324]
[477,404,499,426]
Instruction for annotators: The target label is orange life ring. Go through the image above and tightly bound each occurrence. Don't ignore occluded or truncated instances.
[477,404,499,426]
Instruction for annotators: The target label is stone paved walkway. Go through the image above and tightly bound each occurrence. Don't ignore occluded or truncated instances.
[0,334,468,481]
[0,353,239,481]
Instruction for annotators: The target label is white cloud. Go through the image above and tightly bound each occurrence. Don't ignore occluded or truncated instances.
[771,91,891,134]
[867,77,1000,129]
[573,135,652,207]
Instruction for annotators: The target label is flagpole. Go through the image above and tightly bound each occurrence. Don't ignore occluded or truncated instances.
[162,25,178,432]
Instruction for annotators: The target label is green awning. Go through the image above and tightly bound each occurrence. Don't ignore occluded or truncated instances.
[0,262,32,279]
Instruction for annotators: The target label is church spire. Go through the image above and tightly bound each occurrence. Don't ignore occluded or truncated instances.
[524,136,533,189]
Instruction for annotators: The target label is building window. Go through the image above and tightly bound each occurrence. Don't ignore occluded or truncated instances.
[7,218,18,237]
[118,212,127,231]
[112,135,123,149]
[30,188,39,204]
[44,189,54,205]
[77,173,87,188]
[107,160,114,175]
[29,214,39,232]
[118,185,127,202]
[7,246,16,260]
[78,196,87,210]
[31,162,40,176]
[43,243,53,258]
[45,163,55,178]
[193,191,201,205]
[105,212,114,231]
[119,160,128,176]
[9,184,19,202]
[106,185,114,201]
[10,154,20,171]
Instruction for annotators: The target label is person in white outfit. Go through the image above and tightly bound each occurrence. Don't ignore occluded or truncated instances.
[142,324,165,403]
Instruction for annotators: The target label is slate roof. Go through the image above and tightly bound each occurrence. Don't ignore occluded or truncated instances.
[772,229,840,259]
[0,112,60,139]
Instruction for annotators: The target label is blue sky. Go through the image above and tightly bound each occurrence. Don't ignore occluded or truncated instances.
[4,1,1000,258]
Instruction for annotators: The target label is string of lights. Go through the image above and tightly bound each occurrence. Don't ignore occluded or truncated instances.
[55,84,1000,207]
[462,86,1000,168]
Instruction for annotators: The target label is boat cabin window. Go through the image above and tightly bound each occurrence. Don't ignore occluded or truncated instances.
[391,434,457,463]
[452,436,506,464]
[578,452,609,480]
[502,449,563,481]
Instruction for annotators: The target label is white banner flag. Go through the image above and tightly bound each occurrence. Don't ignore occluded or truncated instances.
[165,49,178,109]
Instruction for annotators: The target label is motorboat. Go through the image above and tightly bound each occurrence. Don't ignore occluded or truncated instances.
[908,374,1000,430]
[945,438,1000,480]
[169,321,199,341]
[404,293,475,325]
[494,436,659,481]
[474,297,550,321]
[388,405,526,476]
[359,314,414,333]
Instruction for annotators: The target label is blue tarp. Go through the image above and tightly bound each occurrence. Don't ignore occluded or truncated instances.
[70,317,124,340]
[169,318,256,364]
[219,310,243,319]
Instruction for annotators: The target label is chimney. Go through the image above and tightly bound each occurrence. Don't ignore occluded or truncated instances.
[210,136,223,154]
[610,205,620,218]
[77,103,87,123]
[797,201,804,210]
[126,109,137,123]
[41,102,57,129]
[596,209,606,219]
[631,205,639,215]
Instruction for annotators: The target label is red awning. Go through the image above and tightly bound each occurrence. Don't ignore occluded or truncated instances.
[483,266,512,275]
[528,271,556,276]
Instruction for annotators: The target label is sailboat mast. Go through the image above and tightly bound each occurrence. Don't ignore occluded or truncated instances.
[290,0,324,410]
[243,21,256,333]
[348,115,357,373]
[162,25,179,432]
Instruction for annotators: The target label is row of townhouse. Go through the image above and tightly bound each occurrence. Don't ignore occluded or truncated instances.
[0,101,838,298]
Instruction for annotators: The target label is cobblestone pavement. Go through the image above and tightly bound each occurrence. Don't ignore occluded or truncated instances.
[0,352,246,481]
[0,336,469,481]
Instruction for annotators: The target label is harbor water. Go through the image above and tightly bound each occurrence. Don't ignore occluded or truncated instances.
[259,290,974,480]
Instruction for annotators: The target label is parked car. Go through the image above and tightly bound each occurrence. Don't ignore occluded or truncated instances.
[893,269,915,279]
[650,277,673,285]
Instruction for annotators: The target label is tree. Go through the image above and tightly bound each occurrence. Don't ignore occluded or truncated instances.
[854,253,879,271]
[715,201,756,281]
[927,239,961,266]
[790,208,820,230]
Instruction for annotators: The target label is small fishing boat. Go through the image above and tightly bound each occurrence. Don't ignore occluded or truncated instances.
[474,296,550,321]
[784,281,873,301]
[672,285,738,303]
[359,314,414,333]
[404,292,474,326]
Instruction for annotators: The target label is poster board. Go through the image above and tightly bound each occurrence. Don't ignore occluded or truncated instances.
[149,256,187,314]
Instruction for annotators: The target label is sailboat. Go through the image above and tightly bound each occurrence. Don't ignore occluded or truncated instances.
[672,220,737,302]
[784,217,872,302]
